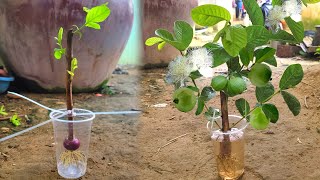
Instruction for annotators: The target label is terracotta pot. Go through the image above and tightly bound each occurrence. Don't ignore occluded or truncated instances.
[0,0,133,92]
[143,0,198,68]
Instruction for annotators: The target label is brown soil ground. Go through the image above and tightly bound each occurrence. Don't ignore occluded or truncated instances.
[1,58,320,180]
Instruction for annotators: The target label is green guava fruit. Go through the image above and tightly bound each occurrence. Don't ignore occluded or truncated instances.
[211,75,228,91]
[173,87,197,112]
[248,63,272,87]
[225,76,247,97]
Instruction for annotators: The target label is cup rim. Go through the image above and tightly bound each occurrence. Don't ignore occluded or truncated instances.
[50,108,95,123]
[210,115,249,135]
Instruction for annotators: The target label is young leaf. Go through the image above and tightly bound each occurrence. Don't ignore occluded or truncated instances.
[284,17,304,42]
[10,114,21,127]
[86,22,101,29]
[256,83,275,103]
[255,47,276,63]
[158,41,166,50]
[0,105,8,116]
[222,25,247,57]
[262,104,279,123]
[243,0,264,26]
[85,3,111,29]
[235,98,250,117]
[145,37,163,46]
[281,91,301,116]
[196,98,205,115]
[68,58,78,79]
[279,64,303,90]
[203,43,233,67]
[155,21,193,51]
[58,27,63,44]
[191,5,231,26]
[248,63,272,87]
[250,107,270,130]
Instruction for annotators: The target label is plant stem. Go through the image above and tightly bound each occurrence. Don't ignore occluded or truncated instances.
[220,91,229,132]
[66,30,74,140]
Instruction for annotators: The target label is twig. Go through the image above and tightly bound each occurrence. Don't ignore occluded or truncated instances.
[0,114,25,121]
[304,96,309,109]
[156,133,189,154]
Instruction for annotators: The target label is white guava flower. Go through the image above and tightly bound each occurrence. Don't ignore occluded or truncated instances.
[187,48,213,77]
[165,56,193,86]
[267,5,286,31]
[283,0,301,17]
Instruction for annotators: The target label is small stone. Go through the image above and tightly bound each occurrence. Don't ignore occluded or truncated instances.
[51,170,56,172]
[306,127,311,130]
[102,157,106,160]
[8,144,19,149]
[1,127,10,133]
[107,163,112,166]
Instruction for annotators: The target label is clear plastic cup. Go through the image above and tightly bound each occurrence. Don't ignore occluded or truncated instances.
[210,115,248,180]
[50,108,95,179]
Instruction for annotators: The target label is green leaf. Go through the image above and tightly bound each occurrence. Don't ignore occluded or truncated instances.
[248,63,272,87]
[54,49,62,60]
[200,87,216,102]
[211,75,228,91]
[262,104,279,123]
[281,91,301,116]
[250,107,270,130]
[10,114,21,127]
[203,43,233,67]
[270,30,297,44]
[243,0,264,26]
[264,56,277,67]
[213,26,227,42]
[279,64,304,90]
[191,4,231,26]
[85,3,111,29]
[222,25,247,57]
[86,22,101,29]
[83,7,90,13]
[68,58,78,79]
[58,27,63,44]
[284,17,304,42]
[246,25,270,49]
[302,0,320,4]
[235,98,250,117]
[196,98,205,115]
[227,57,242,73]
[189,70,203,80]
[255,47,276,63]
[155,21,193,51]
[272,0,282,6]
[239,47,254,67]
[0,105,8,116]
[158,41,166,50]
[256,83,275,103]
[187,86,199,92]
[145,37,163,46]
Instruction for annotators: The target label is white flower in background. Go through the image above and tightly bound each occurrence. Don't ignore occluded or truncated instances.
[283,0,301,17]
[187,48,213,77]
[283,0,302,22]
[165,56,193,86]
[267,5,286,31]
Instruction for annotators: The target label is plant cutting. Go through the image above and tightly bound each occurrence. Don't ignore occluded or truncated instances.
[145,0,316,179]
[52,2,110,178]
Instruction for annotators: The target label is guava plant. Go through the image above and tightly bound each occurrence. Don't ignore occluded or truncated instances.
[53,2,110,165]
[146,0,312,132]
